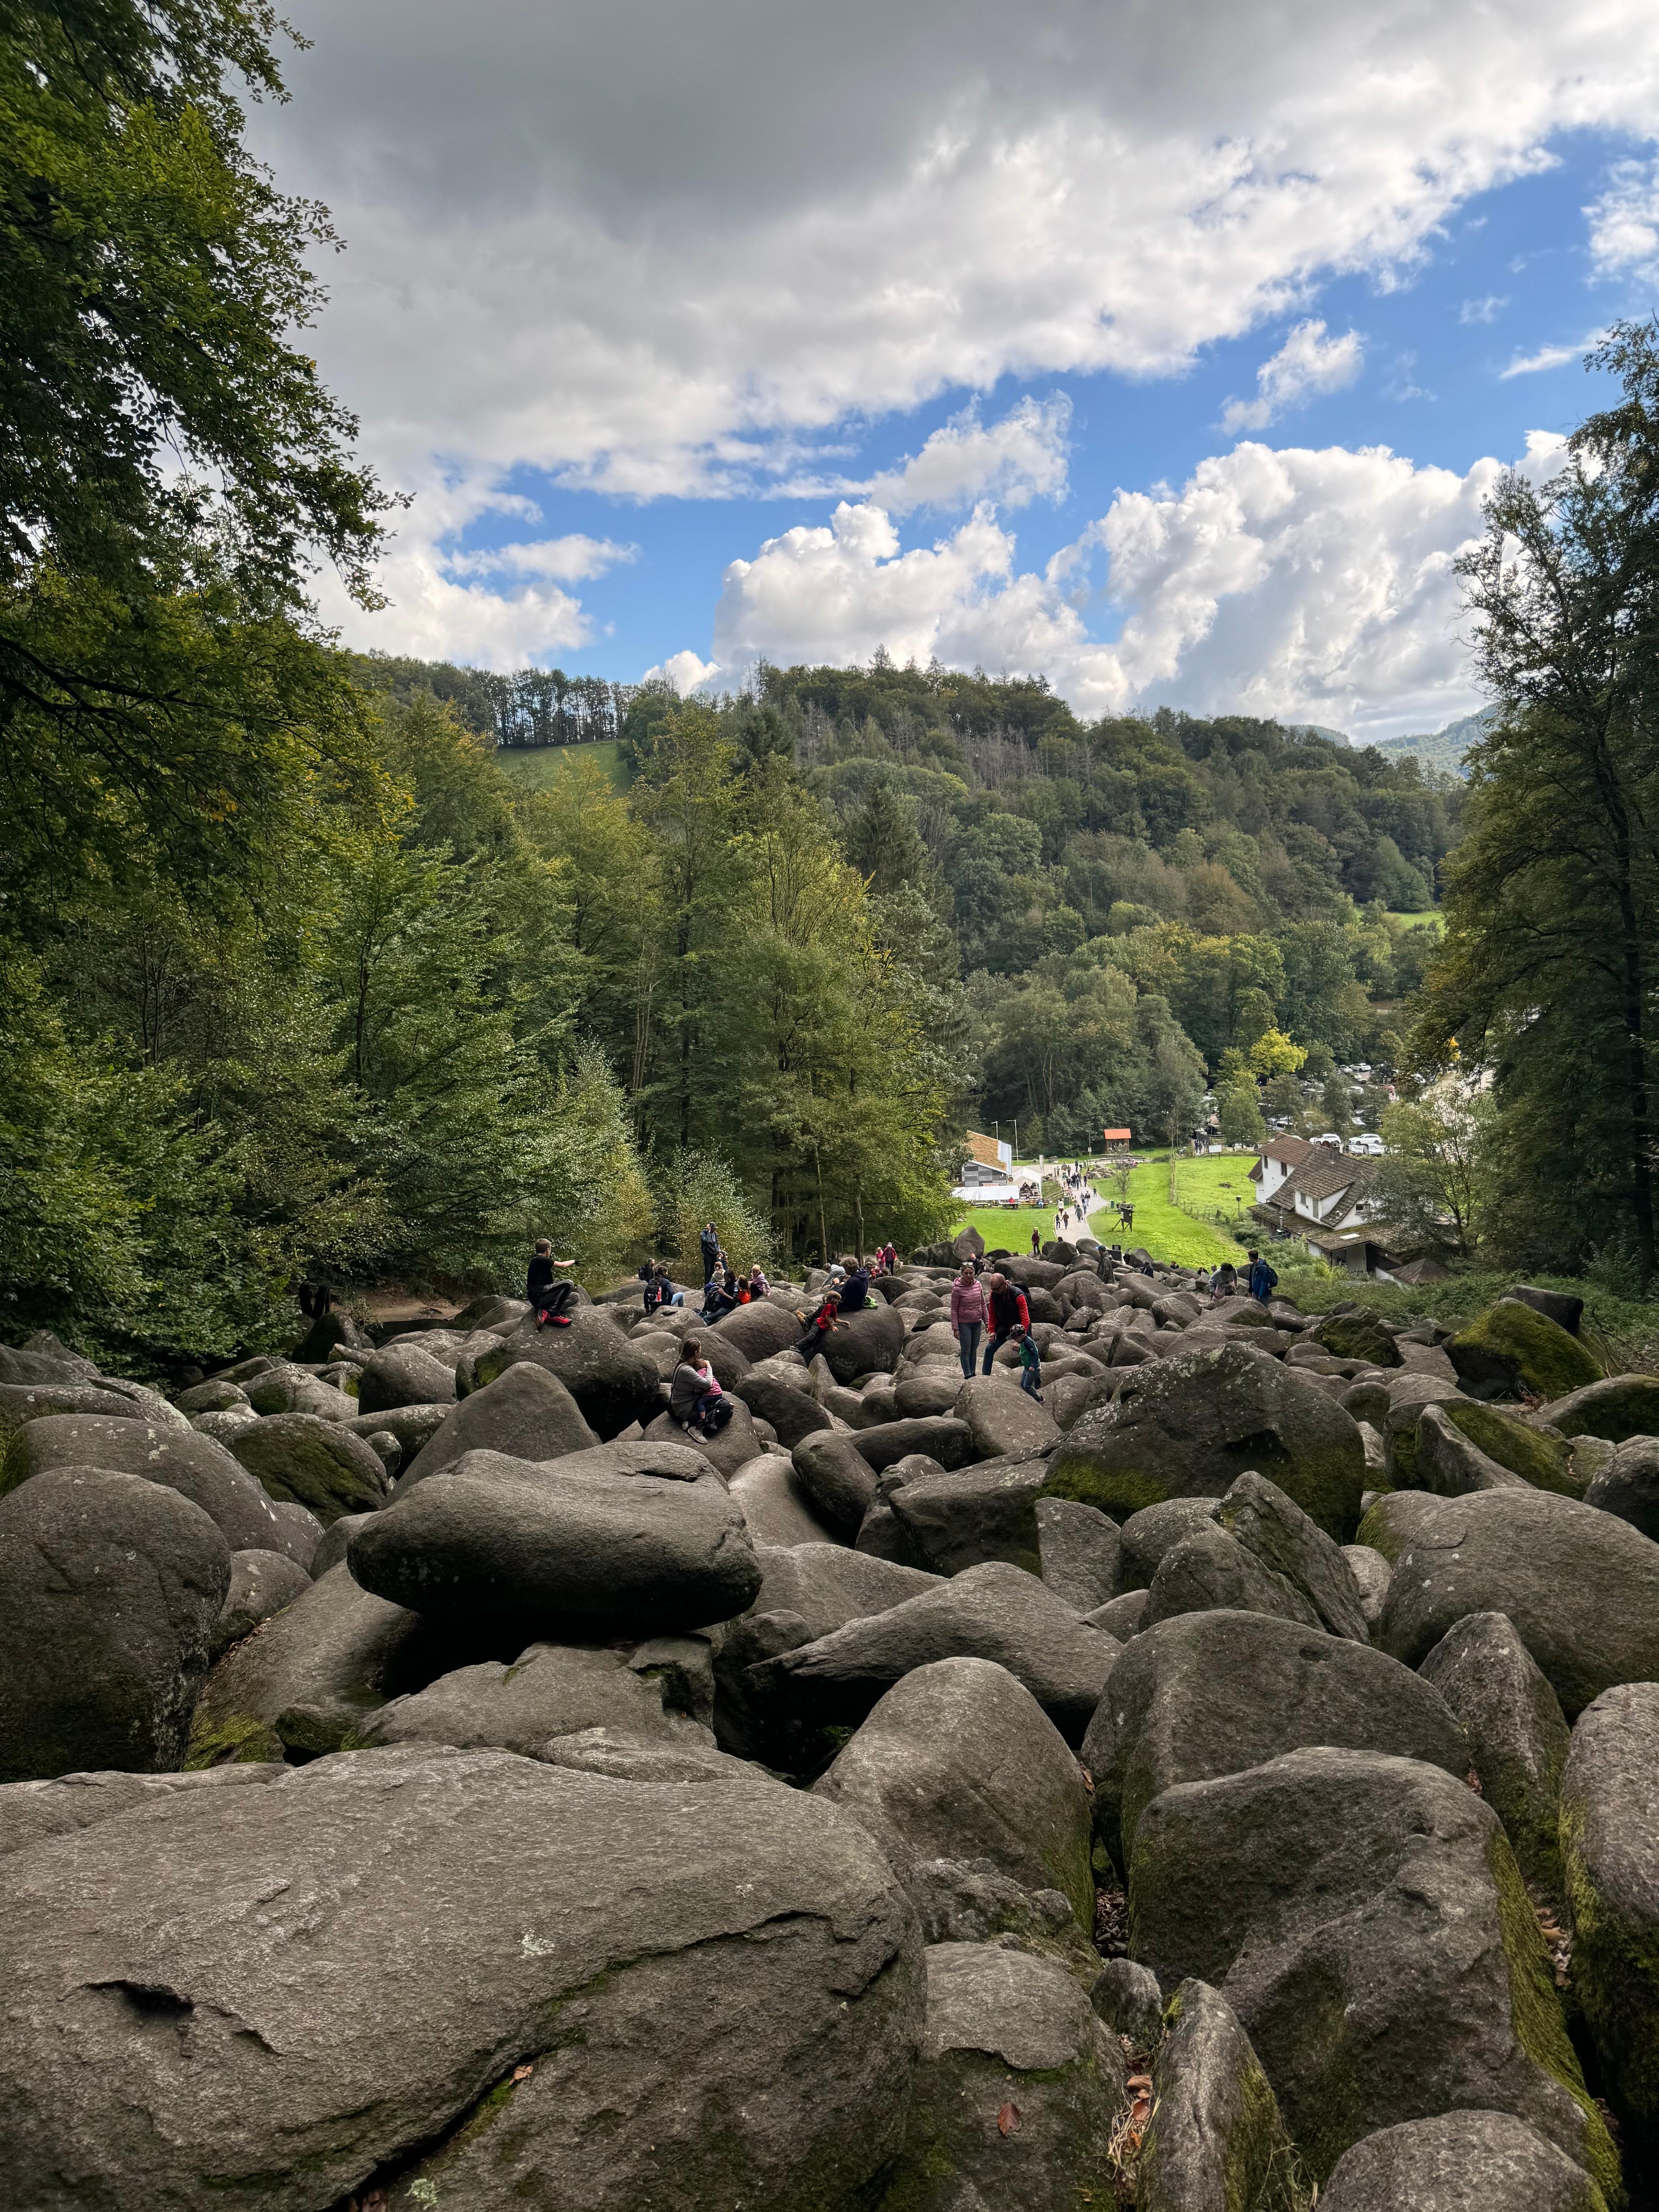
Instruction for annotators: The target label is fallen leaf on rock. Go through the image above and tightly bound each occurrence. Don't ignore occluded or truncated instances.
[1464,1767,1483,1794]
[997,2101,1021,2136]
[512,2064,534,2082]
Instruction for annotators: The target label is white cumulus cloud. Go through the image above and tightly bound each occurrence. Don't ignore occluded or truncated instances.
[705,435,1574,739]
[643,649,720,695]
[1500,332,1606,377]
[1221,320,1364,431]
[864,395,1072,514]
[444,536,637,583]
[1587,156,1659,282]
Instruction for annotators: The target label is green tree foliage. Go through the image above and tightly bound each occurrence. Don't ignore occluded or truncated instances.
[1373,1087,1491,1260]
[1218,1080,1267,1149]
[1415,322,1659,1283]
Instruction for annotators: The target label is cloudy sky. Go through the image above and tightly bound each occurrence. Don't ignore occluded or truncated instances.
[258,0,1659,737]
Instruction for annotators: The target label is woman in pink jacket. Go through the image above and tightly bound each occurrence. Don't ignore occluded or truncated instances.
[950,1262,988,1379]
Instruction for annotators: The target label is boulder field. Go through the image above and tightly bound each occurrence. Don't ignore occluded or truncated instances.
[1,1253,1656,2209]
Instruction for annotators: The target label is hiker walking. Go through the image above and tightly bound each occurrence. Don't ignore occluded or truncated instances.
[1017,1327,1044,1401]
[950,1261,987,1379]
[1245,1247,1278,1303]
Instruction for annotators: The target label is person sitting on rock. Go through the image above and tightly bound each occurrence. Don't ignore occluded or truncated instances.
[527,1240,578,1328]
[670,1337,732,1438]
[654,1260,684,1308]
[1211,1261,1238,1302]
[702,1267,740,1320]
[838,1256,871,1314]
[796,1285,841,1360]
[638,1258,663,1313]
[747,1263,770,1298]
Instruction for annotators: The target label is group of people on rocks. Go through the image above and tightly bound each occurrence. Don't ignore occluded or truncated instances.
[793,1246,900,1363]
[949,1264,1045,1398]
[1195,1248,1278,1304]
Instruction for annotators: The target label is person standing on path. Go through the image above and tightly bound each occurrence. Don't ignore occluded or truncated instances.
[1245,1248,1278,1303]
[982,1273,1030,1374]
[1030,1226,1042,1257]
[950,1263,986,1378]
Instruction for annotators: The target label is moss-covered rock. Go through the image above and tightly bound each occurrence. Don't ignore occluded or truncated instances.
[1448,1298,1602,1401]
[1443,1401,1587,1497]
[1538,1373,1659,1444]
[1561,1681,1659,2165]
[1043,1341,1365,1542]
[1310,1312,1400,1367]
[1419,1610,1571,1899]
[225,1411,389,1525]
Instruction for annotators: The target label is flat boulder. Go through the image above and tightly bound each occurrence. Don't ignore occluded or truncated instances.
[1044,1340,1364,1540]
[953,1373,1060,1459]
[0,1379,146,1455]
[1376,1487,1659,1717]
[467,1310,662,1437]
[759,1559,1118,1742]
[227,1413,390,1525]
[0,1469,230,1783]
[1129,1746,1618,2194]
[0,1763,284,1862]
[1319,2109,1613,2212]
[210,1550,312,1661]
[1448,1297,1602,1401]
[872,1942,1127,2212]
[352,1640,708,1755]
[847,1413,975,1471]
[888,1454,1049,1575]
[814,1657,1095,1930]
[1560,1681,1659,2158]
[348,1445,763,1639]
[1082,1608,1468,1867]
[0,1412,312,1561]
[750,1542,941,1639]
[0,1746,924,2212]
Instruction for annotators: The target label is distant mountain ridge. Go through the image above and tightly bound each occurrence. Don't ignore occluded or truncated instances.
[1367,707,1497,778]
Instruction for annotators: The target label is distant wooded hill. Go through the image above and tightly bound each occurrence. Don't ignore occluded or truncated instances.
[1367,708,1497,779]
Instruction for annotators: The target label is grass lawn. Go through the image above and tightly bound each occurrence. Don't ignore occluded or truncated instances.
[495,740,634,793]
[952,1151,1255,1269]
[1389,908,1444,933]
[952,1204,1066,1254]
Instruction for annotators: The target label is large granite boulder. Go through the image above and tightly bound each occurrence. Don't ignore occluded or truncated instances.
[1541,1373,1659,1444]
[1319,2110,1612,2212]
[1129,1746,1618,2195]
[393,1360,600,1494]
[350,1640,709,1755]
[0,1762,285,1861]
[1447,1298,1602,1400]
[0,1379,146,1458]
[820,1304,909,1382]
[791,1430,879,1531]
[1585,1435,1659,1541]
[1420,1610,1571,1899]
[226,1413,390,1525]
[814,1657,1095,1930]
[749,1542,941,1638]
[886,1454,1049,1575]
[1215,1469,1371,1640]
[952,1373,1060,1459]
[758,1560,1118,1742]
[1082,1608,1468,1868]
[727,1455,840,1546]
[873,1943,1127,2212]
[355,1339,458,1416]
[348,1445,763,1638]
[1561,1681,1659,2159]
[466,1310,662,1437]
[0,1469,230,1782]
[713,1300,809,1361]
[0,1746,924,2212]
[0,1411,313,1561]
[1375,1487,1659,1717]
[1044,1341,1365,1540]
[732,1364,834,1446]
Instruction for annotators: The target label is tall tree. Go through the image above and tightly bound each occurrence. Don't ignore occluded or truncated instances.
[1416,321,1659,1283]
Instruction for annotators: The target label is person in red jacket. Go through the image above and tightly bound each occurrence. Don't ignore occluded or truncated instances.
[795,1285,842,1362]
[981,1273,1030,1375]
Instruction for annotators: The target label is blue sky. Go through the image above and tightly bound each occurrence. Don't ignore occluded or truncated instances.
[259,3,1659,737]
